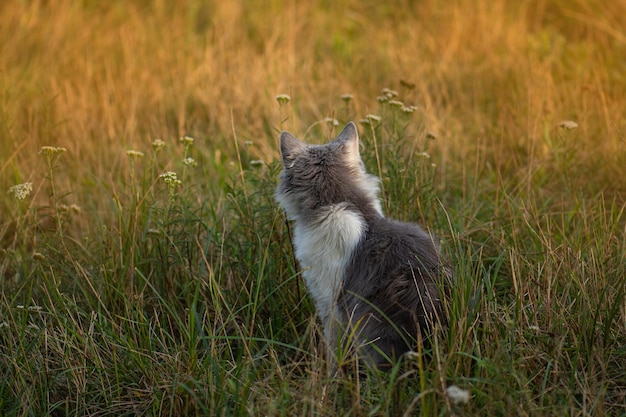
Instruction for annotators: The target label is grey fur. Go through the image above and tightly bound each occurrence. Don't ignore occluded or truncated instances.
[276,122,450,367]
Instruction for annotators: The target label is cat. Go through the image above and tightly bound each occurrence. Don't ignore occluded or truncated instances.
[275,121,451,368]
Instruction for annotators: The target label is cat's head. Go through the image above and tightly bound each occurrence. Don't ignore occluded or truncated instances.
[275,122,383,221]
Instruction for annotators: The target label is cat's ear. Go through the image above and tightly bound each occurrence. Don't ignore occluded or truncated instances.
[280,131,307,164]
[334,122,361,167]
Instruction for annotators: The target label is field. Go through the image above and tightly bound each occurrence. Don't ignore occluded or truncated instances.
[1,0,625,415]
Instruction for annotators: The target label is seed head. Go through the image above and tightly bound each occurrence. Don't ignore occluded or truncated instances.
[388,100,404,108]
[341,94,353,103]
[400,79,416,90]
[32,252,46,262]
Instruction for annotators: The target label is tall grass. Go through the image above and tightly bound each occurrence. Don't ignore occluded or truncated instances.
[1,0,625,415]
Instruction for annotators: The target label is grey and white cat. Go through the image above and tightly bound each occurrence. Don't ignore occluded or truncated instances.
[275,122,451,368]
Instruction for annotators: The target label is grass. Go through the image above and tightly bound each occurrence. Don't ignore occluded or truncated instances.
[1,0,625,415]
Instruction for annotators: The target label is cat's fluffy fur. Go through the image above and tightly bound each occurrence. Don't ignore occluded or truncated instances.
[276,122,450,367]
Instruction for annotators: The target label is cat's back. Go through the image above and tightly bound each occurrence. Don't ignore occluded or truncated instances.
[341,215,448,314]
[353,216,441,271]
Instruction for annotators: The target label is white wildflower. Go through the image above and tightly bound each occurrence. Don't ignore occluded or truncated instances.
[341,94,353,102]
[249,160,265,167]
[8,182,33,201]
[404,351,420,361]
[388,100,404,108]
[182,157,197,167]
[446,385,471,405]
[126,150,144,158]
[381,88,398,98]
[244,141,254,147]
[324,117,339,126]
[159,171,182,188]
[558,120,578,130]
[402,105,418,114]
[39,146,67,158]
[179,136,194,146]
[275,94,291,106]
[365,114,381,123]
[152,139,166,151]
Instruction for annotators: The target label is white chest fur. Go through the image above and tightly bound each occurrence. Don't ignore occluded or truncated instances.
[292,203,365,322]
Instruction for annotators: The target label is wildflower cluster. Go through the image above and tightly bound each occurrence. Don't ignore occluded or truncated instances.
[375,88,419,114]
[558,120,578,130]
[159,171,181,188]
[401,105,418,114]
[182,157,198,167]
[324,117,339,127]
[38,146,67,159]
[8,182,33,202]
[126,150,145,158]
[179,136,197,171]
[359,114,382,126]
[275,94,291,106]
[377,88,399,103]
[159,171,181,199]
[179,136,194,146]
[152,139,166,152]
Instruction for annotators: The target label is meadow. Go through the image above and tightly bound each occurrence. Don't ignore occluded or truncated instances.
[1,0,625,415]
